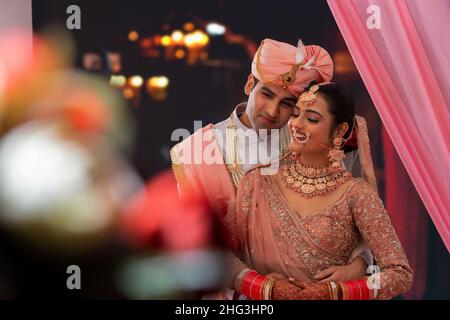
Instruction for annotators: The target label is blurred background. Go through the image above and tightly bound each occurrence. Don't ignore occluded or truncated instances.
[0,0,448,299]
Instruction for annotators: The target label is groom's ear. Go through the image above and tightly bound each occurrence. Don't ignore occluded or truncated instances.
[244,74,255,95]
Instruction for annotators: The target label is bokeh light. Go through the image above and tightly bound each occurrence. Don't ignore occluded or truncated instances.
[174,49,186,59]
[171,30,184,44]
[183,22,195,32]
[129,75,144,88]
[147,76,169,89]
[109,74,127,88]
[161,35,172,47]
[128,30,139,42]
[206,22,226,36]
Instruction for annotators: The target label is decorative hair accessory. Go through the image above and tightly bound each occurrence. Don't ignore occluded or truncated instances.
[299,81,335,105]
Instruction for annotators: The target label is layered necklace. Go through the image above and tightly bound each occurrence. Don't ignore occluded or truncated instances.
[281,160,352,198]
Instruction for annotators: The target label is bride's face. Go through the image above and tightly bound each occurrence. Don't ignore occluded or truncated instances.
[288,93,334,154]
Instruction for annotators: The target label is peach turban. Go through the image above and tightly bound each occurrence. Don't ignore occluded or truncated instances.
[251,38,334,97]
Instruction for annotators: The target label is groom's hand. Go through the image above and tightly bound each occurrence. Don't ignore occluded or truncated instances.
[266,272,287,280]
[314,256,367,282]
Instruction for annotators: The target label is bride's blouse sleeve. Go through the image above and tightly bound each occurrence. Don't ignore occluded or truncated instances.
[350,179,413,299]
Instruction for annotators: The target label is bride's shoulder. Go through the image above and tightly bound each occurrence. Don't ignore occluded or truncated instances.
[347,177,373,190]
[346,177,380,202]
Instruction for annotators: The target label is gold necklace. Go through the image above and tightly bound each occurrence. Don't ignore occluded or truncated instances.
[281,161,352,198]
[226,117,244,189]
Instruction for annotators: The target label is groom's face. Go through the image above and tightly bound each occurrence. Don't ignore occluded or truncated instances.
[244,75,297,131]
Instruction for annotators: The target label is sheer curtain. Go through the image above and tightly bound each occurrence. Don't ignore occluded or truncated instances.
[328,0,450,298]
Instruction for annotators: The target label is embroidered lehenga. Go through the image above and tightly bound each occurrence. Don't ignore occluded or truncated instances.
[225,116,413,300]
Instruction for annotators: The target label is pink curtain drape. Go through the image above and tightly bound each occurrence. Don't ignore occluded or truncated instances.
[327,0,450,253]
[328,0,450,299]
[382,127,429,299]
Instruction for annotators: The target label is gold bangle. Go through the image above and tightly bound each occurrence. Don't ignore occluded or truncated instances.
[259,278,264,300]
[266,280,272,300]
[366,276,378,300]
[330,282,338,300]
[338,282,344,300]
[372,284,378,299]
[265,278,276,300]
[261,277,271,300]
[327,283,333,300]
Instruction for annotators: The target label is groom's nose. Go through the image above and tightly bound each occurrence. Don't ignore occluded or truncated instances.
[265,101,279,119]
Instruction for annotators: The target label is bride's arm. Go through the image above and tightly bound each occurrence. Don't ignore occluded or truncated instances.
[314,238,373,282]
[347,179,413,299]
[284,179,413,300]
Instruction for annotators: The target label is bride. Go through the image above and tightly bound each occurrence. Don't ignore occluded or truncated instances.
[225,82,413,299]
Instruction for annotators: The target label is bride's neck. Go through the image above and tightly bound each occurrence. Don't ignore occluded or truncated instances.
[298,151,329,168]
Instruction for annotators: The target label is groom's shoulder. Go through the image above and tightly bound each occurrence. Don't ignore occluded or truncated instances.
[214,117,228,131]
[169,123,219,164]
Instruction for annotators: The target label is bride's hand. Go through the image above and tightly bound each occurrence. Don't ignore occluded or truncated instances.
[287,280,332,300]
[314,256,367,282]
[271,279,306,300]
[272,279,331,300]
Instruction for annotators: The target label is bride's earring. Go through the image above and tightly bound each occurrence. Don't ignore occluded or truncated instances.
[328,137,345,168]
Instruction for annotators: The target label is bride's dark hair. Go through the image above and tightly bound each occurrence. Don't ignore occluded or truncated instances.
[304,81,357,153]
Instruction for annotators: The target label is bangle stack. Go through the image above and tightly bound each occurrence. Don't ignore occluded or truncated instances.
[327,281,340,300]
[336,278,371,300]
[234,268,250,291]
[262,277,276,300]
[237,269,276,300]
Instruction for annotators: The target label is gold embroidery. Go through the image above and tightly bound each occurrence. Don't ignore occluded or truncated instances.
[236,171,413,299]
[170,143,190,191]
[226,117,244,189]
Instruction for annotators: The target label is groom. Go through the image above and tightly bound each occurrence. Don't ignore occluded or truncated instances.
[170,38,372,294]
[170,39,333,212]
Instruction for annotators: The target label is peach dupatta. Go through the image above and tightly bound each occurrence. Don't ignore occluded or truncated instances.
[228,170,364,283]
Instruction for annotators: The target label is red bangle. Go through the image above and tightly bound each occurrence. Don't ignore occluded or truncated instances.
[249,275,266,300]
[241,271,271,300]
[347,281,357,300]
[241,271,258,296]
[343,280,358,300]
[356,279,371,300]
[356,281,363,300]
[341,279,371,300]
[343,281,353,300]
